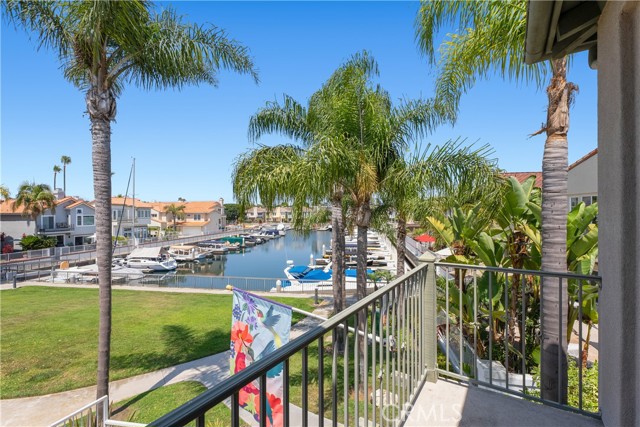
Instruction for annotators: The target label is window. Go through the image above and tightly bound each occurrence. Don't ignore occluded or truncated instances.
[83,216,95,226]
[77,209,82,215]
[582,196,592,206]
[570,197,579,210]
[112,210,122,221]
[151,213,158,218]
[137,209,150,218]
[194,214,202,221]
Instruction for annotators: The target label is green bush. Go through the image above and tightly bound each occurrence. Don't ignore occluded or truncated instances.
[19,235,57,250]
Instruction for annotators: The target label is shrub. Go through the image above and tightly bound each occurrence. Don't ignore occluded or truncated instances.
[19,235,57,250]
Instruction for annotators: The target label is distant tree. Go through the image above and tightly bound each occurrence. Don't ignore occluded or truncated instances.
[13,182,56,222]
[224,203,241,223]
[0,184,10,201]
[53,165,61,190]
[178,197,186,202]
[164,203,186,232]
[60,155,71,195]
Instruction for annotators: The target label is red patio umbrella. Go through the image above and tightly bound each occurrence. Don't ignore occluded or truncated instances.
[414,233,436,243]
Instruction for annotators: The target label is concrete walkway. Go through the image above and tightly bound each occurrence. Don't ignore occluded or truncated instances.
[0,285,334,427]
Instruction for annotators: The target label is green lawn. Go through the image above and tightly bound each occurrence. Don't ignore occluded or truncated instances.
[111,381,247,427]
[0,287,315,399]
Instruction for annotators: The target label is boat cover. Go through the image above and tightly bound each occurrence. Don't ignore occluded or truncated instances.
[127,247,163,258]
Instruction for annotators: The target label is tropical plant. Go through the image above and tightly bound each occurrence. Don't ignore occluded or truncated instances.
[0,184,10,201]
[53,165,62,190]
[416,0,577,402]
[60,156,71,194]
[19,234,57,250]
[235,54,384,314]
[163,204,187,233]
[13,181,56,222]
[4,0,257,399]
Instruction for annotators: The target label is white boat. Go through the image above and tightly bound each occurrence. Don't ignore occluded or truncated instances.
[126,247,177,271]
[52,261,145,282]
[168,245,210,262]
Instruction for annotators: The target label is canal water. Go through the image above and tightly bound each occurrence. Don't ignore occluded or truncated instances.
[159,230,332,290]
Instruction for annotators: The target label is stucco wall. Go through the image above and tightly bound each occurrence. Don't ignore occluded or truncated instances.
[597,2,640,426]
[0,215,37,240]
[567,154,598,197]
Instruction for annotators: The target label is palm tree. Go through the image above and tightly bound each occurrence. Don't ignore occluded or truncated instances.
[53,165,61,190]
[13,181,56,222]
[0,185,10,201]
[60,156,71,195]
[416,0,575,402]
[381,140,500,277]
[236,54,381,314]
[5,0,257,399]
[163,203,187,233]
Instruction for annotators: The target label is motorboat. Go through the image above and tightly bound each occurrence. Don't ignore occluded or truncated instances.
[125,247,177,271]
[168,245,210,262]
[196,240,230,254]
[52,261,145,282]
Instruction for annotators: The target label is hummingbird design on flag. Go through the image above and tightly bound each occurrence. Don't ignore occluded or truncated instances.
[256,305,282,347]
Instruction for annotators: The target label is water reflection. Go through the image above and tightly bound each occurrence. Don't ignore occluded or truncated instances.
[172,230,332,279]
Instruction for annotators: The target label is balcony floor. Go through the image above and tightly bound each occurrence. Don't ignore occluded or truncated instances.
[405,378,603,427]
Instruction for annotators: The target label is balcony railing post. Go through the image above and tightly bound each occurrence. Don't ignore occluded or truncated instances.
[418,252,438,383]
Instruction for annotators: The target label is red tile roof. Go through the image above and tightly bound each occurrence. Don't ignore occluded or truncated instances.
[502,172,543,188]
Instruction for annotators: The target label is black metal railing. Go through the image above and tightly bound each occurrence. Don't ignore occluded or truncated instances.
[148,259,601,426]
[435,262,601,417]
[150,263,432,427]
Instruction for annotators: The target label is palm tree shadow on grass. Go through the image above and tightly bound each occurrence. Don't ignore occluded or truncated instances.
[111,326,230,373]
[110,326,230,415]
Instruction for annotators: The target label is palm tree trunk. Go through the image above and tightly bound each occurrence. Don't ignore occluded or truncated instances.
[53,172,57,190]
[331,188,346,314]
[540,57,573,404]
[396,216,407,277]
[356,200,371,301]
[88,86,116,399]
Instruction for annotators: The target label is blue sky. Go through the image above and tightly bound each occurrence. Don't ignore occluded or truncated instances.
[1,1,598,204]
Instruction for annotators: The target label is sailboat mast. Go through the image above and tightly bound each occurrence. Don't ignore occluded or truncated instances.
[132,158,136,240]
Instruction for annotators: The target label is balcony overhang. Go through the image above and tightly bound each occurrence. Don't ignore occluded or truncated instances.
[525,1,606,68]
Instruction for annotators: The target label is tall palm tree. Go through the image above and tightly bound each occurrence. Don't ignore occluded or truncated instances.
[163,203,187,233]
[380,140,500,277]
[60,156,71,195]
[13,181,56,222]
[416,0,575,402]
[53,165,61,190]
[5,0,257,399]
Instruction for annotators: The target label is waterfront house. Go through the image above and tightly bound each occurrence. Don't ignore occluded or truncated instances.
[568,148,598,209]
[149,199,226,236]
[110,197,151,240]
[245,205,267,222]
[0,196,96,248]
[0,199,36,248]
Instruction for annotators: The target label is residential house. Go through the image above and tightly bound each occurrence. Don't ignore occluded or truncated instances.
[0,199,38,248]
[149,199,225,236]
[0,196,96,248]
[245,206,267,222]
[110,197,152,240]
[568,148,598,209]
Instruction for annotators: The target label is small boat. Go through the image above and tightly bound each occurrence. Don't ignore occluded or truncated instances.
[125,247,177,271]
[168,245,210,262]
[53,261,145,282]
[196,240,230,254]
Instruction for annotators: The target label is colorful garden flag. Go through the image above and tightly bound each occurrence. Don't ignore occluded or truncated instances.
[230,289,292,427]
